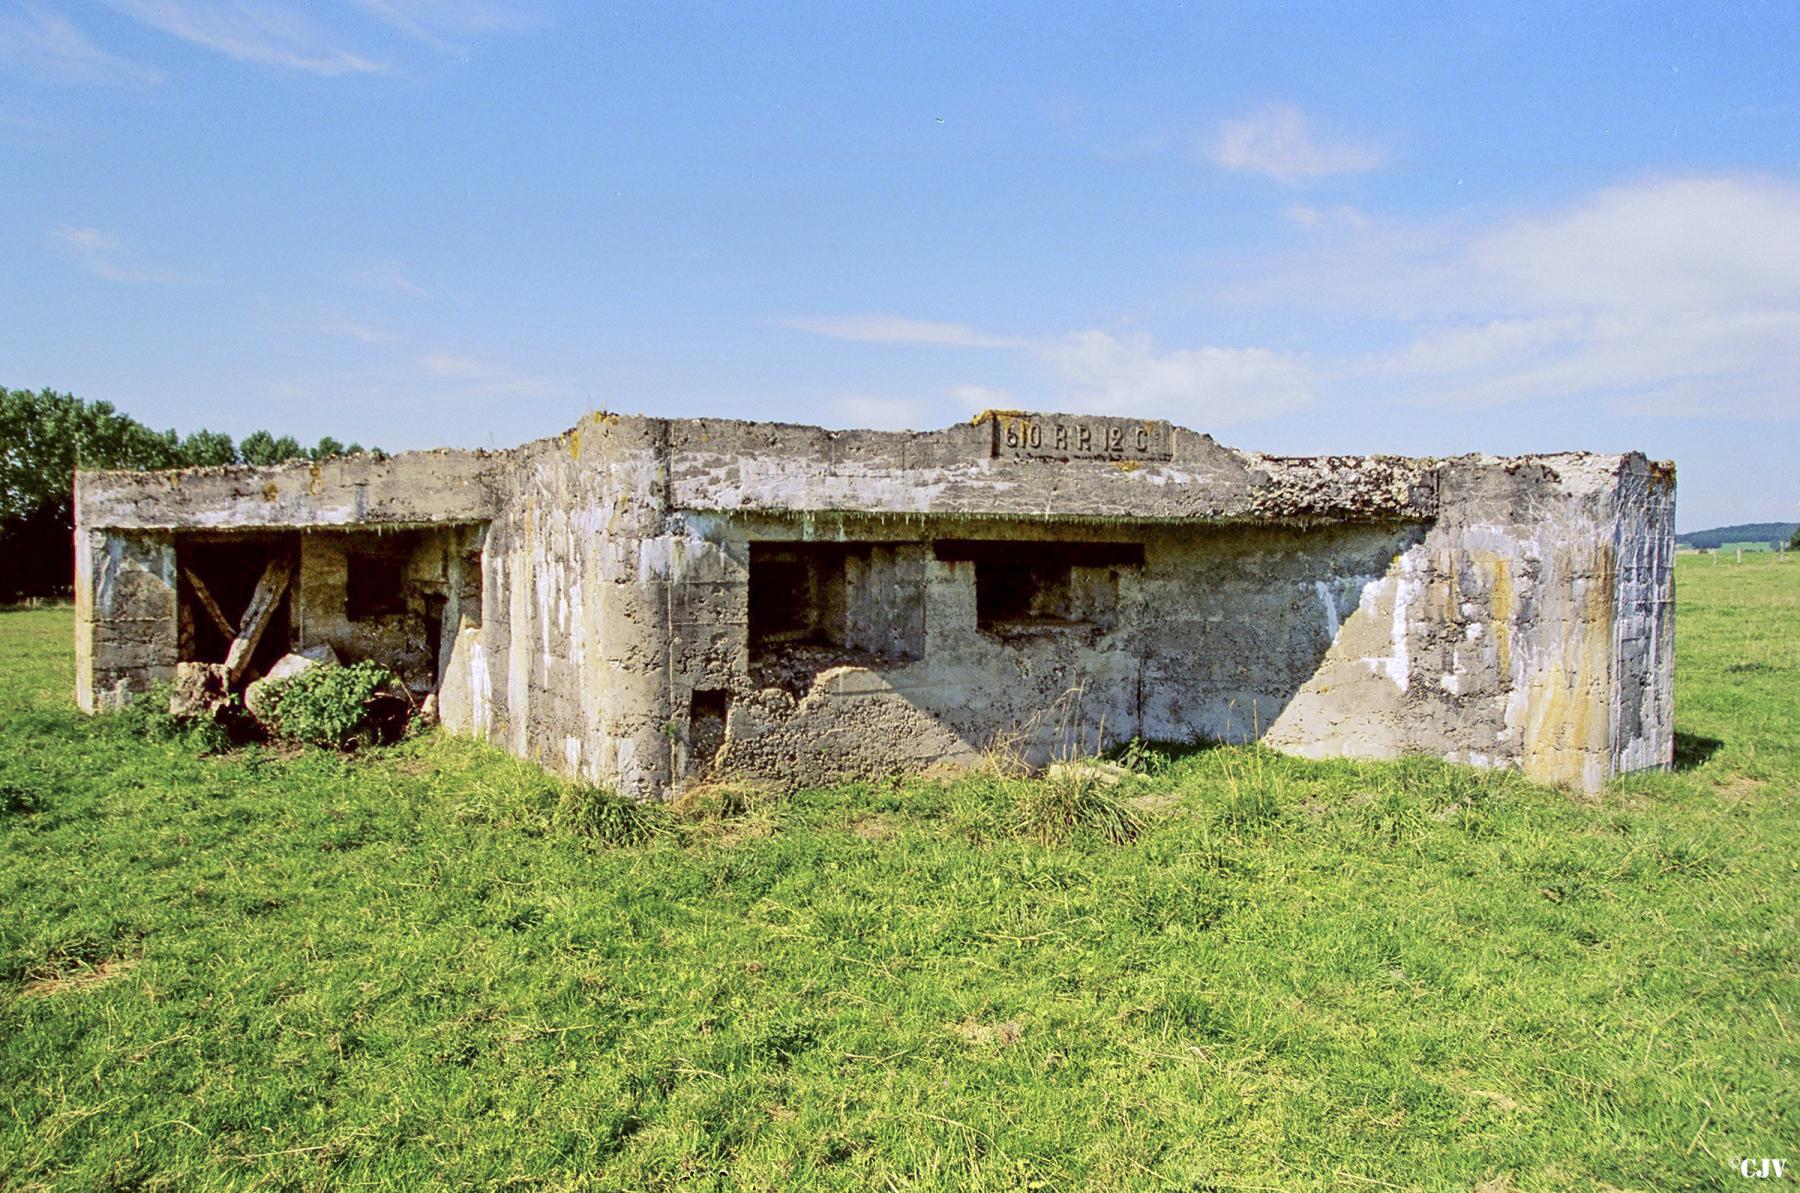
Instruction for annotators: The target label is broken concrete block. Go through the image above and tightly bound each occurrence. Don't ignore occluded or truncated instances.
[244,645,342,717]
[1045,760,1135,787]
[169,661,230,719]
[266,644,339,682]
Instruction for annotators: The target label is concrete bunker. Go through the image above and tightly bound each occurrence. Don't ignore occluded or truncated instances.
[74,409,1675,796]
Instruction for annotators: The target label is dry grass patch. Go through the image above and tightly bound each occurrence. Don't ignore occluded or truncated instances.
[952,1017,1024,1048]
[20,958,136,998]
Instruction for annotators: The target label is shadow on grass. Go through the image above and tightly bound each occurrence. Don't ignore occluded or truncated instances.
[0,601,72,615]
[1099,737,1235,774]
[1673,730,1724,771]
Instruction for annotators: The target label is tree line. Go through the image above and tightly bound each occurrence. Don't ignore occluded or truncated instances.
[1,386,379,601]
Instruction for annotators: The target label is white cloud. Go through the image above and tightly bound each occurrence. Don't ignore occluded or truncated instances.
[0,8,162,85]
[354,259,433,296]
[351,0,532,50]
[785,314,1313,428]
[1215,103,1382,183]
[108,0,388,75]
[322,319,398,345]
[1283,203,1371,231]
[779,314,1027,350]
[418,352,492,378]
[1370,316,1585,376]
[1044,331,1313,426]
[1336,177,1800,419]
[411,351,561,401]
[826,396,928,431]
[49,224,189,283]
[949,384,1017,412]
[53,225,112,253]
[1472,177,1800,314]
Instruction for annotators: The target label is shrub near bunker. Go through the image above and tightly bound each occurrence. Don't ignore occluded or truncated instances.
[260,660,410,749]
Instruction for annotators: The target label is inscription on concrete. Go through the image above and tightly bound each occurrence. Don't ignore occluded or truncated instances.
[987,412,1174,462]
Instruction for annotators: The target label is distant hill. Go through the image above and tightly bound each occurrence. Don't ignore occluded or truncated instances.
[1676,523,1797,551]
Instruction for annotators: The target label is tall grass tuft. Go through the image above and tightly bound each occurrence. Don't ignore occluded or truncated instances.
[555,784,675,846]
[1011,769,1142,846]
[1214,746,1289,836]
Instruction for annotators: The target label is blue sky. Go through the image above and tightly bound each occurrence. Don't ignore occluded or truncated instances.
[2,2,1796,530]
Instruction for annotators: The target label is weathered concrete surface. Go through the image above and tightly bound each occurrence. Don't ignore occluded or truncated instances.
[75,410,1675,794]
[75,449,497,531]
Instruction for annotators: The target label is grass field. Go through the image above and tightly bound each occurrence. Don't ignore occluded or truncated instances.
[2,555,1795,1190]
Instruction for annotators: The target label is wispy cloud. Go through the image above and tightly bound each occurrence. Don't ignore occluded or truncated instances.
[807,177,1800,427]
[0,7,162,86]
[786,314,1315,428]
[351,0,533,51]
[411,350,567,401]
[50,224,190,283]
[949,383,1017,412]
[319,316,399,345]
[780,314,1028,350]
[826,395,928,431]
[108,0,388,75]
[1214,103,1382,183]
[1245,176,1800,420]
[354,259,433,297]
[417,351,493,378]
[1043,331,1313,425]
[1283,203,1371,231]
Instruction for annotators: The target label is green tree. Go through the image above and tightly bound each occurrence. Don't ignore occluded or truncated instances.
[238,431,304,466]
[2,386,375,600]
[2,387,185,599]
[178,429,237,467]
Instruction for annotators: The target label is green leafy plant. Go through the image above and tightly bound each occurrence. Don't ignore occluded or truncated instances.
[262,661,409,749]
[111,680,184,742]
[111,680,232,753]
[1111,735,1174,776]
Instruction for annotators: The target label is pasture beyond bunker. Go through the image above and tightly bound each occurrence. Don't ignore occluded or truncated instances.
[74,409,1675,796]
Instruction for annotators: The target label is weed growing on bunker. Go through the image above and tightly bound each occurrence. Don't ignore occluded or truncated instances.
[112,679,233,753]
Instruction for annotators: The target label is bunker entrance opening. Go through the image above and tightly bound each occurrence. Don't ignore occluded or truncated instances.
[747,541,926,692]
[687,688,730,776]
[934,539,1143,635]
[306,526,483,694]
[176,533,299,677]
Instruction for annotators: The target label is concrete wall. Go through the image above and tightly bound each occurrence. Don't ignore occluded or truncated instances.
[292,526,485,691]
[75,529,179,711]
[1264,454,1677,789]
[74,410,1675,794]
